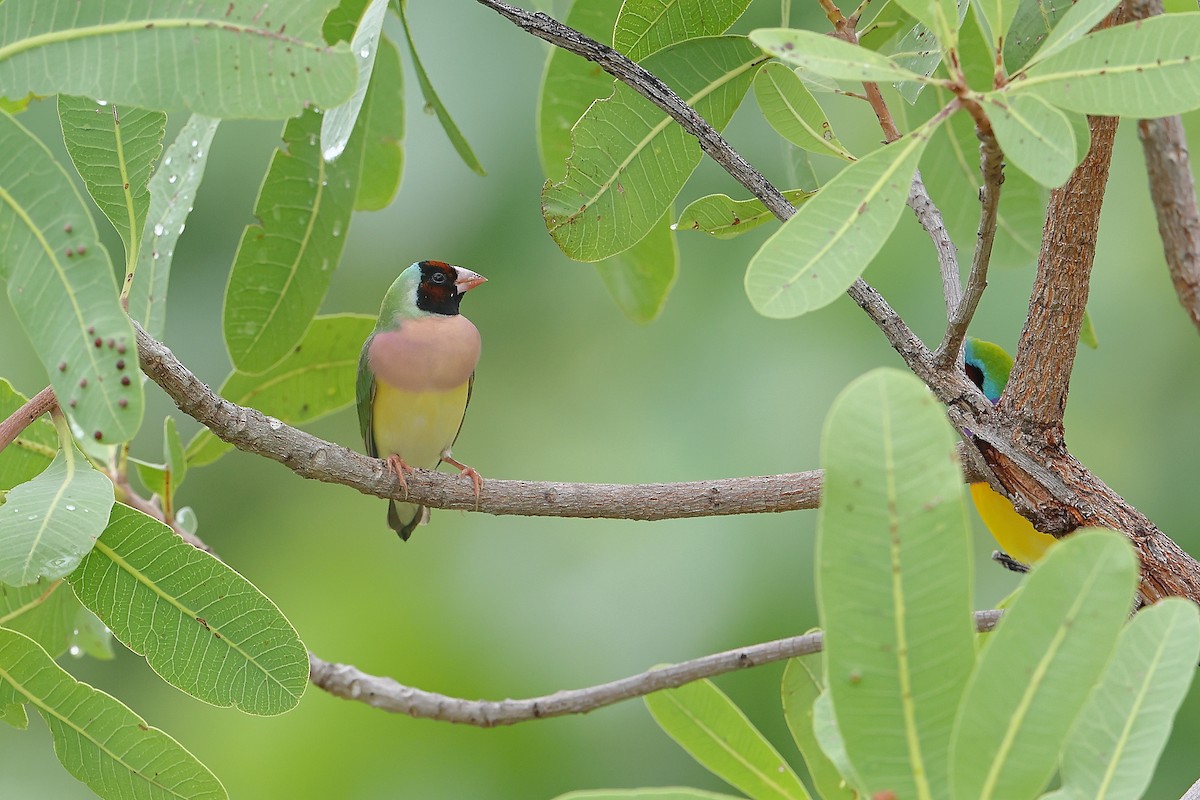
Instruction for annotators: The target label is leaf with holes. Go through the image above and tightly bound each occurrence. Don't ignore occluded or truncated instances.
[543,36,764,262]
[0,0,355,119]
[819,368,974,798]
[676,190,814,239]
[0,113,142,443]
[0,627,226,799]
[67,504,307,715]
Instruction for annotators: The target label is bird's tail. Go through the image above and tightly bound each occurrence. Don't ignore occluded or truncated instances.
[388,500,430,541]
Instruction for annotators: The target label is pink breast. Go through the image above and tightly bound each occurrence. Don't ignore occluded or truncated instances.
[368,315,481,392]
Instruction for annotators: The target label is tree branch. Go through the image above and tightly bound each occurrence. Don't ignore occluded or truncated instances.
[308,610,1004,726]
[0,385,56,453]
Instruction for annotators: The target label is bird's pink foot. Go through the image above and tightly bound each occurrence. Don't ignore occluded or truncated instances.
[385,454,414,499]
[441,450,483,508]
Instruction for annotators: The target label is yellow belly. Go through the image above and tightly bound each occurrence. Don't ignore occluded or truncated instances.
[970,482,1057,565]
[372,380,470,470]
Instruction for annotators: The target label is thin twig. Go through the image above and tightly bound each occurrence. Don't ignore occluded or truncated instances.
[910,168,962,317]
[0,385,56,452]
[309,610,1004,726]
[936,130,1004,369]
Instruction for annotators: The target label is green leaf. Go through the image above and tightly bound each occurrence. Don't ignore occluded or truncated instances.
[781,659,857,800]
[981,92,1079,187]
[397,0,485,176]
[596,212,679,323]
[543,36,764,262]
[893,0,962,49]
[1002,0,1074,71]
[0,701,28,729]
[1046,598,1200,800]
[1079,307,1099,349]
[973,0,1020,55]
[189,314,374,466]
[0,380,56,491]
[132,459,168,501]
[1016,15,1200,117]
[675,189,814,239]
[860,0,919,52]
[353,37,405,211]
[0,0,356,119]
[646,678,812,800]
[537,0,679,320]
[0,112,143,444]
[810,691,864,792]
[949,529,1139,800]
[131,417,188,507]
[324,0,370,43]
[555,791,745,800]
[320,0,389,161]
[751,28,934,84]
[164,416,187,500]
[0,626,226,799]
[70,605,115,661]
[57,96,165,268]
[919,90,1045,269]
[745,126,936,318]
[127,114,220,341]
[222,109,362,374]
[0,578,80,658]
[1022,0,1122,67]
[614,0,752,61]
[754,63,854,161]
[67,504,308,716]
[818,368,974,799]
[0,419,115,587]
[0,91,38,114]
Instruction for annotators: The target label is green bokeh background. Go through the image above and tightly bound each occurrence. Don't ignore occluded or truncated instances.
[3,1,1200,797]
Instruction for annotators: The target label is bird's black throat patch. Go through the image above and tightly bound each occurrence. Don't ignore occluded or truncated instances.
[416,260,463,316]
[965,360,985,393]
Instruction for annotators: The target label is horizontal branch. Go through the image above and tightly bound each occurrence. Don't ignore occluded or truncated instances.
[309,610,1004,726]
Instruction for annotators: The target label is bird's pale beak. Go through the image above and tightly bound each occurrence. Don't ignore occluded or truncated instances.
[454,267,487,293]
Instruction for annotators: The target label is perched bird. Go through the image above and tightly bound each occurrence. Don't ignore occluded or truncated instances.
[964,337,1057,565]
[357,261,486,539]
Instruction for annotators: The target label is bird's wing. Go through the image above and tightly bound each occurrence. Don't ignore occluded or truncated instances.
[356,334,379,458]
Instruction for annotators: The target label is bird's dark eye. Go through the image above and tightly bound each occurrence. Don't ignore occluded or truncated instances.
[430,272,447,284]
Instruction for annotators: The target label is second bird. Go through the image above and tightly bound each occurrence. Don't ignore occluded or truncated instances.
[357,260,487,540]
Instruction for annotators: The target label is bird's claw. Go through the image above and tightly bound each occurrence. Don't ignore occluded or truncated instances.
[441,451,483,510]
[385,454,414,500]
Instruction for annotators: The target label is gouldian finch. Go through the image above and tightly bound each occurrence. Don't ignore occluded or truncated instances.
[963,337,1057,565]
[357,261,486,539]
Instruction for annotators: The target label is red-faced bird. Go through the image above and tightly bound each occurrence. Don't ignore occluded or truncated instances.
[357,261,486,539]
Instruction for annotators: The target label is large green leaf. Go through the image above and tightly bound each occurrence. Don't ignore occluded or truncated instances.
[781,659,856,800]
[188,313,373,467]
[1021,0,1123,67]
[67,504,308,715]
[646,678,812,800]
[0,578,80,658]
[0,112,143,444]
[1046,598,1200,800]
[675,189,814,239]
[754,63,853,161]
[126,114,220,341]
[397,0,484,176]
[818,368,974,799]
[0,627,226,799]
[894,0,962,49]
[614,0,752,60]
[745,126,935,318]
[222,108,363,374]
[0,420,114,587]
[320,0,389,161]
[0,379,56,491]
[1016,14,1200,117]
[1002,0,1074,70]
[981,92,1080,187]
[57,96,165,269]
[973,0,1020,55]
[353,37,405,211]
[949,529,1139,800]
[543,36,764,262]
[751,28,934,84]
[0,0,356,119]
[919,91,1045,269]
[538,0,679,321]
[810,691,864,793]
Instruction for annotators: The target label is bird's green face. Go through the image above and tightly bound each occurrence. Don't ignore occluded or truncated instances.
[378,260,486,325]
[964,337,1013,404]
